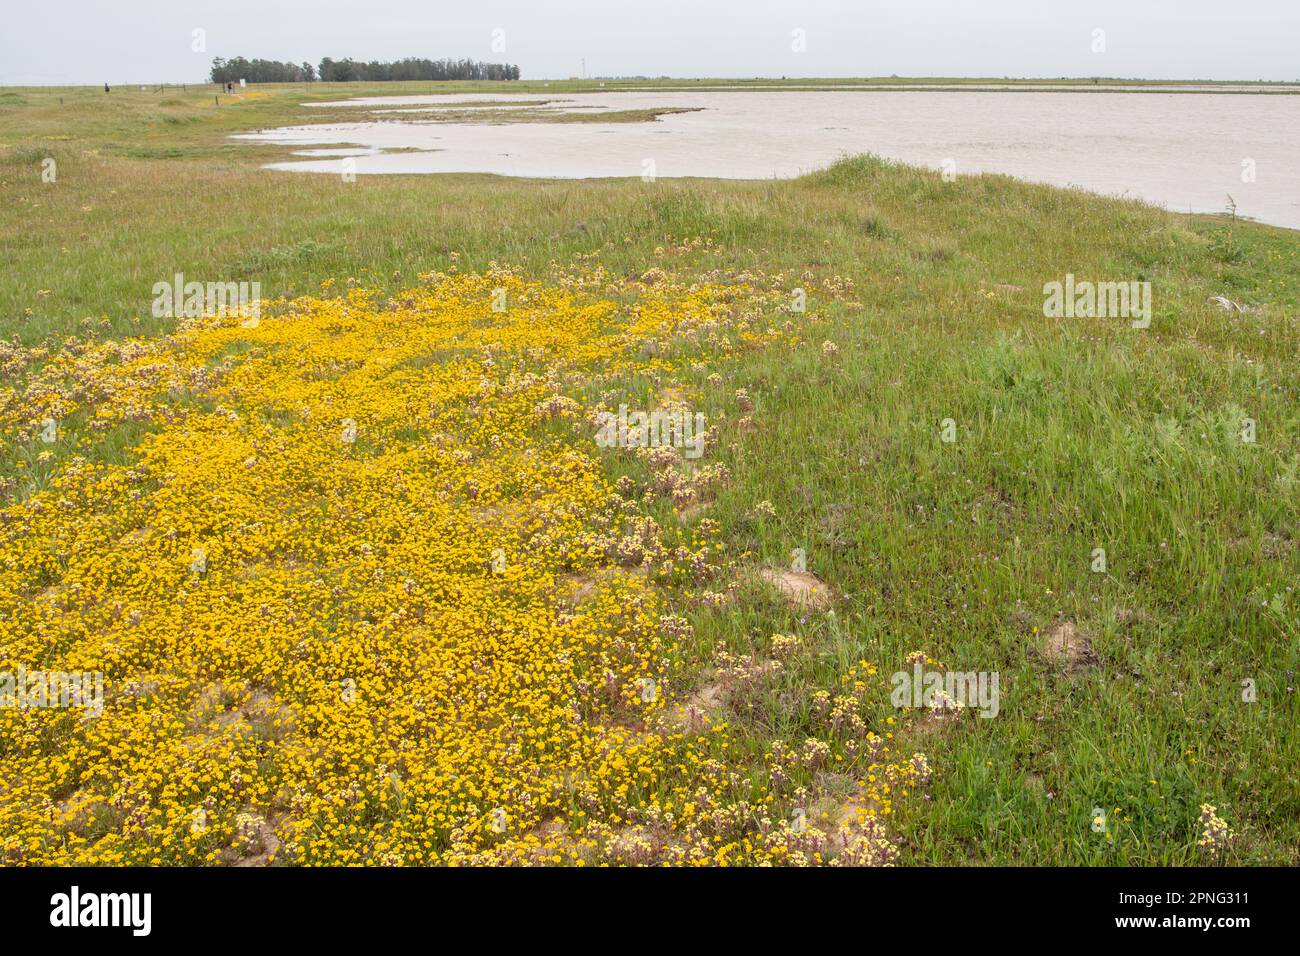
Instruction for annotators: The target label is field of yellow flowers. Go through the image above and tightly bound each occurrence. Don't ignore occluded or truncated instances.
[0,263,924,865]
[4,83,1298,867]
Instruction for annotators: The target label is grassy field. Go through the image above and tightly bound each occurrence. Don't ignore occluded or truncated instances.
[1,81,1298,865]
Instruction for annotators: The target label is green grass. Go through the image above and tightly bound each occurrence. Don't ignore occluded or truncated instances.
[2,81,1298,864]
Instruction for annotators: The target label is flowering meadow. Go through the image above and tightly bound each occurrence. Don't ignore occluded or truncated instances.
[3,84,1298,866]
[0,264,924,865]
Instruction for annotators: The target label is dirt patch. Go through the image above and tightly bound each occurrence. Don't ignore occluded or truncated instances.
[660,682,726,733]
[606,824,683,865]
[676,500,713,521]
[471,500,529,528]
[521,818,589,865]
[758,568,835,610]
[220,810,281,867]
[810,782,883,830]
[190,684,295,739]
[906,707,964,741]
[1112,606,1154,630]
[559,566,649,606]
[1041,621,1098,672]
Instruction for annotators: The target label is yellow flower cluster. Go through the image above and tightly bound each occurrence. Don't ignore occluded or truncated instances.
[1197,803,1234,852]
[1,266,922,865]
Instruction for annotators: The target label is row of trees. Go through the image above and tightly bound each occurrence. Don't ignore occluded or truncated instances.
[319,57,520,81]
[210,58,316,84]
[209,57,520,84]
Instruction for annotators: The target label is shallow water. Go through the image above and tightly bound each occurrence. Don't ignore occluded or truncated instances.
[236,90,1300,229]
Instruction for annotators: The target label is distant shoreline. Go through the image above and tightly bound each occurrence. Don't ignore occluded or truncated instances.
[4,75,1300,92]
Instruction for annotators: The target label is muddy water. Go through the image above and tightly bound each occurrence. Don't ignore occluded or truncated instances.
[235,90,1300,229]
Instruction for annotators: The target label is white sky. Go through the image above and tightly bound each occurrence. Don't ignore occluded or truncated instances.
[2,0,1298,86]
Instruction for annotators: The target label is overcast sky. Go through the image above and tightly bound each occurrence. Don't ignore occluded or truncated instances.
[3,0,1298,86]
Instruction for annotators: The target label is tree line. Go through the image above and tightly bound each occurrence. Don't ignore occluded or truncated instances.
[209,57,520,84]
[209,58,316,83]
